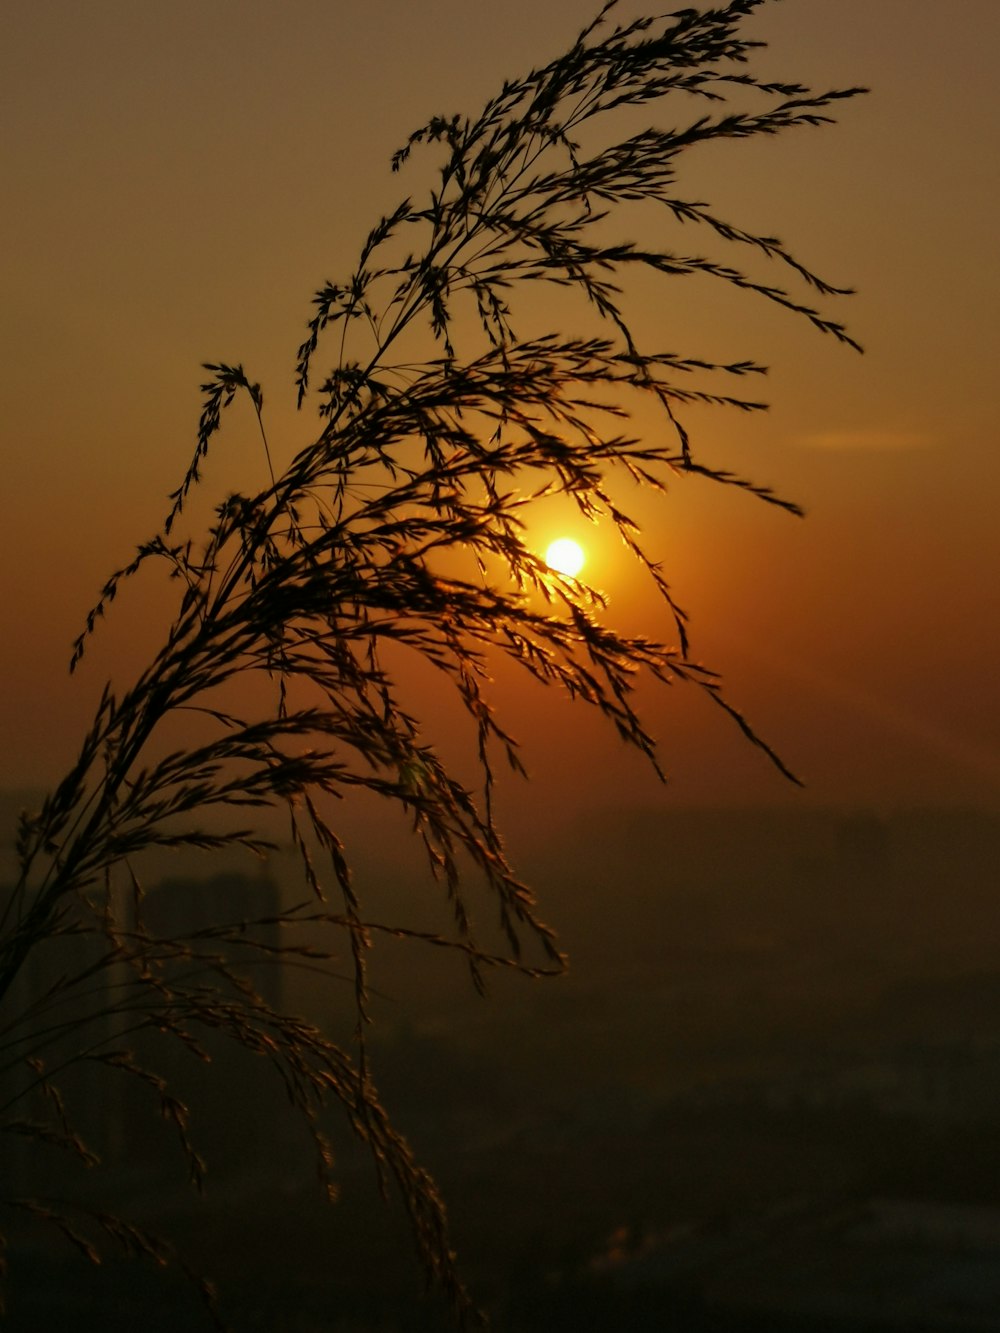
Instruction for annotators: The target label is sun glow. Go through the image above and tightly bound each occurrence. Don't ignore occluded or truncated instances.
[545,537,585,577]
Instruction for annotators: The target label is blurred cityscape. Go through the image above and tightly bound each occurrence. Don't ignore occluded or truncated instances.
[3,800,1000,1329]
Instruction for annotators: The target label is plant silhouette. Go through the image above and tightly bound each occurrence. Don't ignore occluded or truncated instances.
[0,2,863,1326]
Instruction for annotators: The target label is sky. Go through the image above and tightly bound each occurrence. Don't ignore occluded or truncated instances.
[2,0,999,828]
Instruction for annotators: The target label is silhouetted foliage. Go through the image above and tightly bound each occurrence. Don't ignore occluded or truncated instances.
[0,2,863,1325]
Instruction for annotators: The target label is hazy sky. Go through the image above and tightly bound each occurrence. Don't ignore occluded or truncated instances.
[2,0,998,821]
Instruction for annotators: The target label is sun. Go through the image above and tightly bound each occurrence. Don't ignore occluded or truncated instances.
[544,537,585,577]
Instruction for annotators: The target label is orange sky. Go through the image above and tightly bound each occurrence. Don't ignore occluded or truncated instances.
[2,0,998,820]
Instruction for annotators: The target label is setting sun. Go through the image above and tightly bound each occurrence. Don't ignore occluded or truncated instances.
[545,537,585,577]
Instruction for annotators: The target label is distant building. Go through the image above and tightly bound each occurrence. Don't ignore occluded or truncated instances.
[835,810,890,881]
[124,870,294,1185]
[1,868,295,1201]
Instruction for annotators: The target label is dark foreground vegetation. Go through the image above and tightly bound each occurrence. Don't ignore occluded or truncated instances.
[2,1,868,1325]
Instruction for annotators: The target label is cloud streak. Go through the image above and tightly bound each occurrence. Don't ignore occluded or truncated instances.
[797,428,932,452]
